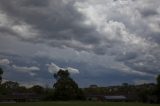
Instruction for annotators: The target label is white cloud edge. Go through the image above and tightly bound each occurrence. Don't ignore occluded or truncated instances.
[0,58,10,65]
[12,65,40,76]
[46,62,79,74]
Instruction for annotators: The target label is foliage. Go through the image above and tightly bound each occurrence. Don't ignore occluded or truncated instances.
[0,67,3,85]
[43,88,55,101]
[1,81,19,89]
[157,75,160,89]
[53,69,85,100]
[0,81,19,95]
[0,67,3,75]
[0,66,159,103]
[29,85,44,94]
[156,74,160,102]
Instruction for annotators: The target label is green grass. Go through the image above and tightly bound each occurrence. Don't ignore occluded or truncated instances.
[0,102,159,106]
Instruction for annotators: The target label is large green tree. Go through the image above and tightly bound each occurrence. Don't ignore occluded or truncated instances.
[29,85,44,94]
[157,74,160,90]
[157,74,160,102]
[53,69,84,100]
[1,81,19,89]
[0,81,19,95]
[0,67,3,85]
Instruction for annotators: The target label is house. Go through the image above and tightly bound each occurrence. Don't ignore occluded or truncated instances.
[104,95,127,102]
[86,94,127,102]
[0,93,41,102]
[86,94,105,101]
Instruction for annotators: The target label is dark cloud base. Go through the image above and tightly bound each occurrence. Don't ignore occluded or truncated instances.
[0,0,160,87]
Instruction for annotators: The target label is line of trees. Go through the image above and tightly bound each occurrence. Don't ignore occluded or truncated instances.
[43,69,85,101]
[0,67,85,101]
[0,67,160,103]
[52,69,85,100]
[0,67,3,85]
[157,75,160,102]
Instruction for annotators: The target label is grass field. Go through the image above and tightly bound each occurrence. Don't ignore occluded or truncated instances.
[0,102,159,106]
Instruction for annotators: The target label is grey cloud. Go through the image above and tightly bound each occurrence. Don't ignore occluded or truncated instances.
[140,8,158,17]
[12,65,40,76]
[136,0,160,18]
[47,62,79,74]
[0,58,10,65]
[0,0,101,51]
[116,52,138,61]
[22,0,49,7]
[0,0,160,86]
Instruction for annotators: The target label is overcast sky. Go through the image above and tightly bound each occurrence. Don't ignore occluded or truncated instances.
[0,0,160,87]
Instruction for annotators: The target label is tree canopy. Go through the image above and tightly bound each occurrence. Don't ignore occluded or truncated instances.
[156,74,160,101]
[0,67,4,85]
[29,85,44,94]
[53,69,84,100]
[157,74,160,89]
[1,81,19,89]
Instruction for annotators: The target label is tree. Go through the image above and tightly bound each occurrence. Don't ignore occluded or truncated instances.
[157,74,160,90]
[53,69,85,100]
[16,86,27,93]
[0,67,3,85]
[1,81,19,89]
[0,81,19,95]
[156,74,160,102]
[29,85,44,94]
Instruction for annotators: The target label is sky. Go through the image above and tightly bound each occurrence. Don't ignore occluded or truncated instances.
[0,0,160,87]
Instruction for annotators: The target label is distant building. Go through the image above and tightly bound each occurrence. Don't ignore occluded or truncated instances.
[0,93,41,102]
[104,95,127,102]
[89,85,98,88]
[86,94,105,101]
[86,94,127,102]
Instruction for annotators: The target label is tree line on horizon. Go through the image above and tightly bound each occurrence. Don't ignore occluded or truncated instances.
[0,67,85,101]
[0,67,160,103]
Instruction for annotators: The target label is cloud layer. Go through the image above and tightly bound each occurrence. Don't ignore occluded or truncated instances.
[0,0,160,86]
[0,59,10,65]
[47,63,79,74]
[12,65,40,76]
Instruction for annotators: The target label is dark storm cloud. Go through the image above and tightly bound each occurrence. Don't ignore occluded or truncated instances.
[116,52,138,61]
[0,0,159,55]
[0,0,159,50]
[22,0,49,7]
[0,0,160,86]
[140,9,158,17]
[0,0,101,51]
[148,32,160,44]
